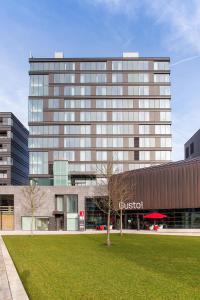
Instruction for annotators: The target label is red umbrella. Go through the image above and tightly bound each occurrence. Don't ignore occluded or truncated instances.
[144,212,167,219]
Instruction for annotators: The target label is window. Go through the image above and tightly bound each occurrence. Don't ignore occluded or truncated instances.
[29,125,59,135]
[113,151,128,160]
[22,217,35,230]
[48,99,59,108]
[155,125,171,134]
[64,125,91,135]
[80,62,106,70]
[64,138,91,148]
[29,138,59,148]
[56,196,64,211]
[160,138,172,147]
[54,86,60,96]
[29,75,48,96]
[0,171,7,178]
[80,73,107,83]
[112,111,149,122]
[160,112,171,121]
[139,125,150,134]
[129,163,151,170]
[139,151,150,160]
[96,151,107,161]
[128,86,149,95]
[139,99,170,109]
[112,61,149,70]
[185,147,189,159]
[53,151,74,161]
[67,195,78,213]
[29,152,48,175]
[80,112,107,122]
[140,138,155,147]
[80,151,91,161]
[96,86,123,96]
[96,124,134,135]
[128,73,149,82]
[190,142,194,154]
[155,151,171,160]
[54,74,75,83]
[160,86,170,96]
[154,61,169,70]
[96,138,123,148]
[154,74,170,83]
[96,99,134,109]
[112,73,123,83]
[64,99,91,108]
[64,86,91,96]
[53,112,75,121]
[28,99,43,122]
[30,62,75,71]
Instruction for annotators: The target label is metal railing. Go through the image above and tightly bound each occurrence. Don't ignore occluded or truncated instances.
[0,206,14,213]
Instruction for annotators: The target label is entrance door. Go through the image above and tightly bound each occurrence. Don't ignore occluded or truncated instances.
[125,213,144,230]
[1,214,14,230]
[55,215,64,230]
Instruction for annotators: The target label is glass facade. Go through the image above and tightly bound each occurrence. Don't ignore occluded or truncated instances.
[29,56,171,186]
[53,160,69,186]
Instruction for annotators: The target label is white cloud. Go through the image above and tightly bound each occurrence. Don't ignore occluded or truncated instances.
[147,0,200,55]
[89,0,200,55]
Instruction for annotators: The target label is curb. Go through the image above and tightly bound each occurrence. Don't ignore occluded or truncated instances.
[0,236,29,300]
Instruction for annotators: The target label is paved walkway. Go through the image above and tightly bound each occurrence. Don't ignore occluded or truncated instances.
[1,229,200,236]
[0,236,29,300]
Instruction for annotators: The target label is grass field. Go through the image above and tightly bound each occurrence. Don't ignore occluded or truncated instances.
[3,234,200,300]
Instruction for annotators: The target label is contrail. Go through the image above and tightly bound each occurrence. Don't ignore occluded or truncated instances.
[171,55,200,66]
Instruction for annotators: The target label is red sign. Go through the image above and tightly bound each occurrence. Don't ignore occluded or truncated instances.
[80,211,84,217]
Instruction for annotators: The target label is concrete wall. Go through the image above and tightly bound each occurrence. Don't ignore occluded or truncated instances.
[0,185,106,230]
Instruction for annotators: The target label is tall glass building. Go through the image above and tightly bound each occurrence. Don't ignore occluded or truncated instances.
[28,52,171,186]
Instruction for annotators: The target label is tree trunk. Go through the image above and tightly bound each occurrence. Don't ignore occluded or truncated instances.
[120,208,123,236]
[31,212,34,235]
[107,205,111,247]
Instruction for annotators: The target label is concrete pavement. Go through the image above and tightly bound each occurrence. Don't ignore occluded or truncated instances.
[1,229,200,236]
[0,236,29,300]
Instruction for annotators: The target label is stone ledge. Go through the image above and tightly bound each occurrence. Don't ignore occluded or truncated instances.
[0,236,29,300]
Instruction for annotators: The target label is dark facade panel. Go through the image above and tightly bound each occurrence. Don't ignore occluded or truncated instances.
[109,158,200,210]
[184,129,200,159]
[0,112,29,185]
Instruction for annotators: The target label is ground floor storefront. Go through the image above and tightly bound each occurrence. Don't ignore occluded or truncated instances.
[85,198,200,230]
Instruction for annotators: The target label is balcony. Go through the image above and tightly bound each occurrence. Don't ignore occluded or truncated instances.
[0,131,12,139]
[0,171,8,179]
[0,157,12,165]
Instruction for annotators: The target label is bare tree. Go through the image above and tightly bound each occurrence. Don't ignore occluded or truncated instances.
[21,183,46,234]
[118,182,136,236]
[94,161,120,247]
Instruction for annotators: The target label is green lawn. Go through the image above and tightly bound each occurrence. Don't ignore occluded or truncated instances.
[3,234,200,300]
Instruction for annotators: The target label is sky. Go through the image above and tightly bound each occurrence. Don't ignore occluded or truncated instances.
[0,0,200,161]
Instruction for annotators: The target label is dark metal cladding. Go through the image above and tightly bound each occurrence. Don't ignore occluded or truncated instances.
[109,157,200,210]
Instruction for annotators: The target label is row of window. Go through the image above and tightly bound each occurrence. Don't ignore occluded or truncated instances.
[29,107,171,122]
[47,98,171,109]
[29,124,171,135]
[29,137,171,149]
[29,80,170,96]
[53,73,170,84]
[29,152,171,175]
[30,61,169,72]
[62,86,170,96]
[29,75,48,96]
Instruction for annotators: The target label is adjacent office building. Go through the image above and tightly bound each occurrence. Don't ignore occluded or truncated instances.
[0,112,29,185]
[185,129,200,160]
[29,52,172,186]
